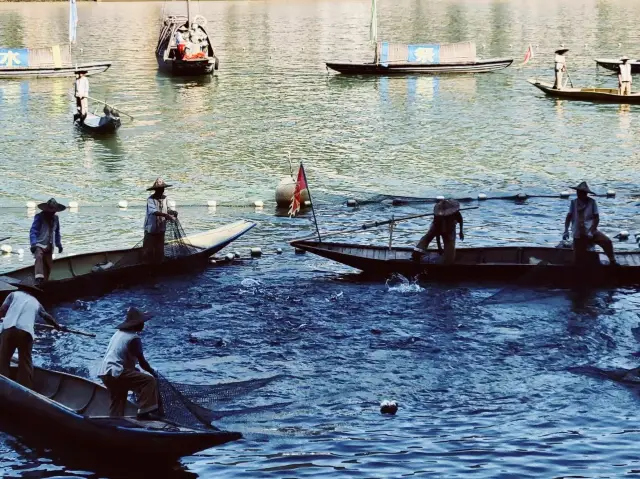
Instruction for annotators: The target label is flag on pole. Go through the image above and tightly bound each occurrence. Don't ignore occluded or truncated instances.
[369,0,378,45]
[288,163,308,217]
[69,0,78,44]
[522,44,534,65]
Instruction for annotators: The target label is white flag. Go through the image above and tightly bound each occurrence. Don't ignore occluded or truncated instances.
[69,0,78,44]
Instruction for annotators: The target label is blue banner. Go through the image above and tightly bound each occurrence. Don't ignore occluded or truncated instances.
[407,44,440,64]
[0,49,29,68]
[379,41,389,67]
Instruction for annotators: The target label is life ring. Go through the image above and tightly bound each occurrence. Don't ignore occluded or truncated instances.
[192,15,207,28]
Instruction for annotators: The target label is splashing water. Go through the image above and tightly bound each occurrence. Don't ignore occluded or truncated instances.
[385,274,424,294]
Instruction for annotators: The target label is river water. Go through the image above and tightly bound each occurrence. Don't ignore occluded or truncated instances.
[1,0,640,477]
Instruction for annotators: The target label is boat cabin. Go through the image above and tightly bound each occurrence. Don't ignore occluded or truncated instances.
[156,16,215,63]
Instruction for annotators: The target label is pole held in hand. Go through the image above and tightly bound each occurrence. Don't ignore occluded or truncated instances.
[36,323,96,338]
[87,96,135,120]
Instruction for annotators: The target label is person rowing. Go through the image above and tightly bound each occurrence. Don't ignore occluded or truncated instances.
[143,178,177,264]
[553,47,569,89]
[563,181,616,265]
[412,199,464,265]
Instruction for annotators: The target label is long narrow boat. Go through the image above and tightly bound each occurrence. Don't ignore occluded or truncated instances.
[0,363,240,458]
[595,58,640,74]
[327,57,513,75]
[290,240,640,287]
[0,220,255,303]
[528,79,640,104]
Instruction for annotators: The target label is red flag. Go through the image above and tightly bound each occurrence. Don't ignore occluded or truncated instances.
[288,163,308,217]
[522,44,534,65]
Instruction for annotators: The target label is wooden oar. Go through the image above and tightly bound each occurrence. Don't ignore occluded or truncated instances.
[36,323,96,338]
[565,68,575,88]
[86,96,135,120]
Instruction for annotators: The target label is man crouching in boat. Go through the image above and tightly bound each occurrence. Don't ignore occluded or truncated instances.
[98,307,160,419]
[143,178,177,264]
[0,287,63,389]
[412,199,464,265]
[563,181,617,266]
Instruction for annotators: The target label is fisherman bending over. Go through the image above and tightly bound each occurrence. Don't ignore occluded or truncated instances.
[29,198,65,285]
[412,199,464,265]
[618,56,632,96]
[74,69,89,124]
[143,178,177,263]
[563,181,616,265]
[98,307,160,419]
[0,288,63,389]
[553,48,568,89]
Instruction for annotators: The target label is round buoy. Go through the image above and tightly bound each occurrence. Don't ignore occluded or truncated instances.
[254,200,264,208]
[233,251,241,259]
[275,177,296,207]
[209,258,217,265]
[304,200,312,207]
[69,201,79,209]
[347,199,358,207]
[436,195,445,201]
[225,253,234,262]
[619,231,630,240]
[26,201,36,209]
[118,200,128,209]
[0,245,12,254]
[276,248,283,254]
[250,247,262,257]
[607,190,616,198]
[207,200,217,208]
[478,193,487,200]
[560,191,571,199]
[516,193,527,200]
[380,400,398,415]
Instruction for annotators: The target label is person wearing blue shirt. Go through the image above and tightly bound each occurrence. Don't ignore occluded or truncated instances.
[29,198,65,284]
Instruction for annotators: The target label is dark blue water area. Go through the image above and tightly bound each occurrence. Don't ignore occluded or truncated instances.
[2,195,640,478]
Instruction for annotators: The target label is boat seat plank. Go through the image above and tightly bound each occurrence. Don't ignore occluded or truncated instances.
[51,376,100,413]
[33,369,62,398]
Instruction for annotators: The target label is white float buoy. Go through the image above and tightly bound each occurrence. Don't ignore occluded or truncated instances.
[618,231,629,240]
[380,400,398,415]
[607,190,616,198]
[304,200,312,207]
[436,195,445,201]
[26,201,36,209]
[69,201,79,209]
[225,253,234,262]
[276,248,283,254]
[254,200,264,208]
[347,199,358,207]
[0,245,12,254]
[118,200,128,209]
[516,193,527,200]
[250,247,262,257]
[560,191,571,199]
[207,200,217,208]
[233,251,241,259]
[168,200,176,209]
[275,176,296,207]
[478,193,487,200]
[209,258,217,265]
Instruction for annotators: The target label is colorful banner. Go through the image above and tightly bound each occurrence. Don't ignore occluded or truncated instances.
[407,45,440,64]
[0,49,29,68]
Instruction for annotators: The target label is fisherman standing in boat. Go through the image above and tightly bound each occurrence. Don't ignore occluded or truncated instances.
[412,199,464,265]
[553,48,568,89]
[74,69,89,124]
[143,178,176,263]
[563,182,616,265]
[97,307,160,419]
[618,56,632,96]
[29,198,65,285]
[0,288,63,389]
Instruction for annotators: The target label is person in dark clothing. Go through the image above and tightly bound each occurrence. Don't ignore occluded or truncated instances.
[412,199,464,265]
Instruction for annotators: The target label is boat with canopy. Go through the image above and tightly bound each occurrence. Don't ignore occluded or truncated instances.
[0,0,111,79]
[326,0,512,75]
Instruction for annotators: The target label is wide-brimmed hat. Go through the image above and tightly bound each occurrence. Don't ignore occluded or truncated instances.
[116,307,153,330]
[38,198,66,213]
[178,25,188,32]
[146,178,173,191]
[0,276,44,297]
[555,48,569,54]
[74,67,88,74]
[571,181,595,195]
[433,199,461,217]
[621,56,630,62]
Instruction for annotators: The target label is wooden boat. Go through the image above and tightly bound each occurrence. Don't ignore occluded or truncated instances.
[595,58,640,74]
[290,240,640,287]
[0,363,240,458]
[326,0,511,75]
[0,1,110,80]
[156,6,219,76]
[0,220,255,303]
[528,79,640,104]
[75,111,122,134]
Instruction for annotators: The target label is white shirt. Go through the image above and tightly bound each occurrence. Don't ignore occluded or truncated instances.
[175,31,185,45]
[144,196,168,234]
[555,54,566,72]
[620,62,632,82]
[75,76,89,98]
[0,291,45,339]
[97,330,140,378]
[569,197,599,239]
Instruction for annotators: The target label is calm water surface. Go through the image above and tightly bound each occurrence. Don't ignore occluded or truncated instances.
[1,0,640,477]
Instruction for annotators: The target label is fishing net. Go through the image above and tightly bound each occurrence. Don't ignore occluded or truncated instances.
[157,373,285,429]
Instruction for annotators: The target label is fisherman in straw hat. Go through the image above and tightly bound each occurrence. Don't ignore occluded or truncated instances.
[0,284,64,390]
[618,56,632,96]
[97,307,160,419]
[553,48,569,90]
[563,181,616,265]
[143,178,177,264]
[73,68,89,124]
[412,199,464,265]
[29,198,66,285]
